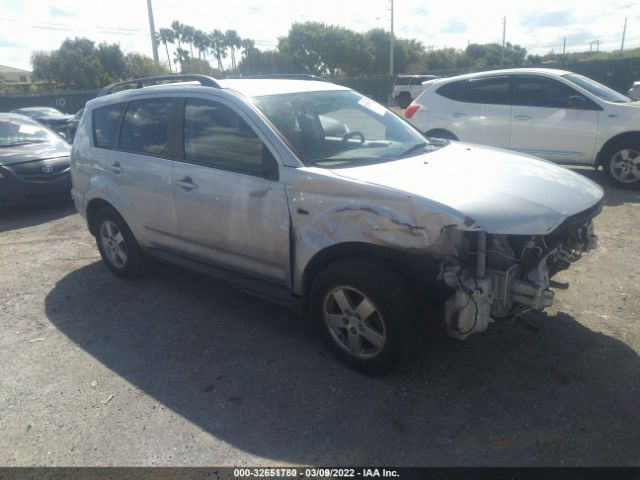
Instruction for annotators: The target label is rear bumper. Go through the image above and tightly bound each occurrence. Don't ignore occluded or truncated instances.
[0,170,71,206]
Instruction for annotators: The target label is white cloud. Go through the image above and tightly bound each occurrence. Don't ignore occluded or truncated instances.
[0,0,638,71]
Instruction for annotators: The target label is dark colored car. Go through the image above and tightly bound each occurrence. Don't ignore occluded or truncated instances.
[66,108,84,143]
[0,113,72,206]
[9,107,74,141]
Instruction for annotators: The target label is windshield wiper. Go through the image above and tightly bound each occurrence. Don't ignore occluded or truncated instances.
[397,142,429,158]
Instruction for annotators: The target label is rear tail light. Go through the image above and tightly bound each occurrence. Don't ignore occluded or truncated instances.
[404,104,420,119]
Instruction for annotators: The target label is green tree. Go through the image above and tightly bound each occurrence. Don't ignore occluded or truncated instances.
[182,25,195,58]
[171,20,184,50]
[225,30,242,70]
[209,29,227,71]
[125,52,168,78]
[193,29,209,60]
[158,28,175,73]
[173,47,190,70]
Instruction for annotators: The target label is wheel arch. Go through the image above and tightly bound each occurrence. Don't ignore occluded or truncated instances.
[86,198,122,236]
[596,131,640,167]
[301,241,444,298]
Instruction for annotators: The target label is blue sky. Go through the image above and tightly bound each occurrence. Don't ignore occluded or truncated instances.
[0,0,638,71]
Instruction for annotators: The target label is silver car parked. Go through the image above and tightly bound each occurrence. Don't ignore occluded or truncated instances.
[71,75,603,373]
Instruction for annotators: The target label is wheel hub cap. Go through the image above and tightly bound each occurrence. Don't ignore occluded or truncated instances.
[610,148,640,184]
[100,220,127,268]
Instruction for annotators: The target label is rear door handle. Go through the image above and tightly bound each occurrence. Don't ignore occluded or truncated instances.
[514,115,532,121]
[108,161,123,173]
[176,176,198,190]
[451,112,466,118]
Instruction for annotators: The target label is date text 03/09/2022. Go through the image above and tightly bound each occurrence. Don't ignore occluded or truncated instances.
[233,468,400,478]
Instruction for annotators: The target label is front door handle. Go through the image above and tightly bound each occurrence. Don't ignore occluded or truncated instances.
[108,161,123,174]
[176,176,198,190]
[514,115,532,121]
[451,112,466,118]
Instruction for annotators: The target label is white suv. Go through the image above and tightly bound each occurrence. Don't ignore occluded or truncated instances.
[71,74,602,373]
[405,68,640,188]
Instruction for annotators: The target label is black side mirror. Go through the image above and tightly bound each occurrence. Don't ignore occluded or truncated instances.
[263,144,279,182]
[568,95,587,109]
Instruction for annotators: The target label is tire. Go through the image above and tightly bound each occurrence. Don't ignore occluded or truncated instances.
[398,92,412,109]
[309,259,414,374]
[95,206,145,279]
[603,140,640,189]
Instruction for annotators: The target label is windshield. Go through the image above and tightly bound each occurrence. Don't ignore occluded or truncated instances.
[563,74,631,103]
[0,116,59,147]
[253,90,435,167]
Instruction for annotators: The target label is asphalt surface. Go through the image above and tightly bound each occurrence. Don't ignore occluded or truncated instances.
[1,169,639,467]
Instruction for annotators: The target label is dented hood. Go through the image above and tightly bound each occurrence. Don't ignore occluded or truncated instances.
[331,142,604,235]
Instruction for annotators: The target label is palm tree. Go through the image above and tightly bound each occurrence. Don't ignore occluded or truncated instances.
[173,47,190,72]
[240,38,256,71]
[171,21,184,51]
[158,28,175,74]
[224,30,241,70]
[209,29,227,71]
[193,29,208,60]
[181,25,195,58]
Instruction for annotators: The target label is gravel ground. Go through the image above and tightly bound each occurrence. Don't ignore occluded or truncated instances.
[0,169,639,467]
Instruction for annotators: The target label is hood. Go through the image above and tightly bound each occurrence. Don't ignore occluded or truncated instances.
[0,141,71,166]
[331,142,604,235]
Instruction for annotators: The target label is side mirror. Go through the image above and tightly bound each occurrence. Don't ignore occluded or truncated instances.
[263,144,279,182]
[568,95,587,109]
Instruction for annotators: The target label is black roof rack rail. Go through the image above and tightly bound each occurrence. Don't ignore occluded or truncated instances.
[97,74,221,97]
[233,74,327,82]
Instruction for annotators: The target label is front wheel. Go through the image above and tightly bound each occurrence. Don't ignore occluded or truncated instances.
[310,260,413,374]
[603,141,640,189]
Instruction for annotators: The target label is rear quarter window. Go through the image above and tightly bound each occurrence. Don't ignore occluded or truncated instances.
[93,103,124,148]
[436,81,463,101]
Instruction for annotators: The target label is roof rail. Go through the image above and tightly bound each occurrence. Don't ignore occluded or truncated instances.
[234,74,327,82]
[97,74,221,97]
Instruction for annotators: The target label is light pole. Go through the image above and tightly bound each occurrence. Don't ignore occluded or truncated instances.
[147,0,159,64]
[389,0,394,76]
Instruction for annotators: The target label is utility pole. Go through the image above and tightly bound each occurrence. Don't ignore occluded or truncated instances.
[389,0,394,76]
[621,17,627,51]
[146,0,159,64]
[500,16,506,66]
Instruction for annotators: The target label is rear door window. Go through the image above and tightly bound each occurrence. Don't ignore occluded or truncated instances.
[120,98,173,157]
[93,103,124,148]
[461,77,511,105]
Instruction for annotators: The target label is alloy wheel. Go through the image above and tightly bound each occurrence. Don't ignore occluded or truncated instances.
[323,286,386,359]
[99,220,128,268]
[609,148,640,184]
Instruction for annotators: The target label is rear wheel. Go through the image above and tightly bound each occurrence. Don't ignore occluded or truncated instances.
[398,92,412,109]
[95,206,145,279]
[603,141,640,189]
[310,260,413,374]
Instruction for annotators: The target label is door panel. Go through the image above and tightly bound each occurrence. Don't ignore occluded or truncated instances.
[98,98,178,247]
[509,76,598,163]
[446,76,512,148]
[172,98,290,284]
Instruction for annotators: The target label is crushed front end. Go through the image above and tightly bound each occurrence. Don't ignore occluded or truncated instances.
[439,202,602,339]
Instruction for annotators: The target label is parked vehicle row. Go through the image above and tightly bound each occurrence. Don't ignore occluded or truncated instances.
[70,74,602,373]
[404,68,640,188]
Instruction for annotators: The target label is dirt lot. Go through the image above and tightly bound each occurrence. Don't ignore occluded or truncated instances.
[1,169,639,467]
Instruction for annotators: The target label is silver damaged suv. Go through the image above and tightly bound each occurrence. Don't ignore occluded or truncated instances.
[71,75,603,373]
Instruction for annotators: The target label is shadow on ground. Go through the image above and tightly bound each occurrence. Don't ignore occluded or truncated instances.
[45,261,640,466]
[0,200,76,233]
